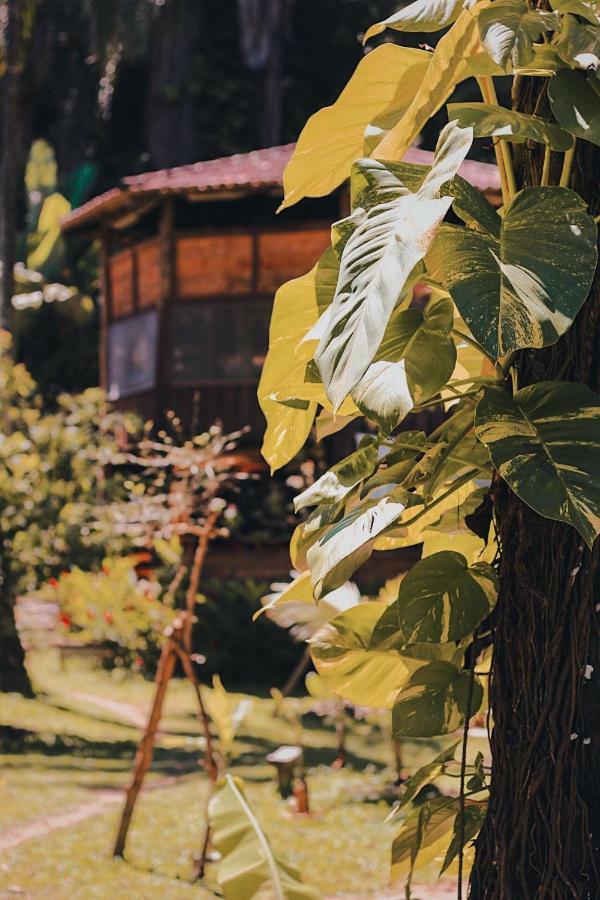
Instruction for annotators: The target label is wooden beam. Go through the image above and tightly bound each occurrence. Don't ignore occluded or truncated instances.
[99,229,113,396]
[155,198,176,426]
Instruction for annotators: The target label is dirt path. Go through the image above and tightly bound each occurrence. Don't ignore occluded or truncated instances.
[0,790,122,853]
[65,691,148,729]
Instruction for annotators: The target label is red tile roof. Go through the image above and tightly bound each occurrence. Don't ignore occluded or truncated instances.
[62,142,501,232]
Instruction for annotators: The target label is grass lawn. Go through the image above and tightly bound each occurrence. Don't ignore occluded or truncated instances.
[0,651,473,898]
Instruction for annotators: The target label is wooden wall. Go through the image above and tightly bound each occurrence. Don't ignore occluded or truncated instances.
[107,226,331,317]
[105,224,331,435]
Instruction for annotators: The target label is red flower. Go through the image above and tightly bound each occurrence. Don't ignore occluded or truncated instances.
[103,611,114,625]
[59,613,71,627]
[48,577,59,587]
[86,608,96,620]
[134,655,143,667]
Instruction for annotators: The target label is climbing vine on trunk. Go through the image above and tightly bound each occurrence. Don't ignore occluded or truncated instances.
[259,2,600,896]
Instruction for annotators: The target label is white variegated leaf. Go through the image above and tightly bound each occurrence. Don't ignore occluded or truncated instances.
[314,121,472,411]
[307,496,408,598]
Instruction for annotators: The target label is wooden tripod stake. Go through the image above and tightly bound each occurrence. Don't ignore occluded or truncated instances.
[113,509,221,865]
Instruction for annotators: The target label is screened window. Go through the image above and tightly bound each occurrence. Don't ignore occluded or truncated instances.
[170,301,270,384]
[107,310,158,399]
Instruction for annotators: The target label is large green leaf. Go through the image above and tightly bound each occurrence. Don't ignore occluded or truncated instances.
[209,775,318,900]
[371,551,497,646]
[392,660,484,738]
[556,14,600,71]
[475,382,600,547]
[426,186,598,359]
[310,602,424,708]
[306,495,408,598]
[447,101,573,150]
[549,69,600,147]
[364,0,464,40]
[280,43,429,209]
[478,0,557,69]
[550,0,600,25]
[314,121,472,411]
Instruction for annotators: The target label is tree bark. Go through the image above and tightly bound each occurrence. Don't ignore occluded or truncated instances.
[0,552,33,696]
[144,0,198,169]
[469,87,600,898]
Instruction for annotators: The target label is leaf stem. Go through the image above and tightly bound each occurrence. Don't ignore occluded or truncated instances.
[477,77,517,203]
[458,632,478,900]
[396,469,480,529]
[560,140,576,188]
[541,145,551,187]
[225,775,285,900]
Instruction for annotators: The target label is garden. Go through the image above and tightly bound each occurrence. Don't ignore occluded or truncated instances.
[2,0,600,898]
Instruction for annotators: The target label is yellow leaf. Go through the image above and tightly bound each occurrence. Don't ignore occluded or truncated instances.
[259,266,321,472]
[374,480,478,550]
[373,4,486,162]
[310,602,422,708]
[281,44,430,210]
[37,192,71,233]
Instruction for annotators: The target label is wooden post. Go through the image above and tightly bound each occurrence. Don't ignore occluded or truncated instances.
[155,197,176,426]
[99,229,112,398]
[113,625,179,857]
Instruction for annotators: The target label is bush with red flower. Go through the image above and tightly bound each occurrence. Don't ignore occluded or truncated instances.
[41,555,176,676]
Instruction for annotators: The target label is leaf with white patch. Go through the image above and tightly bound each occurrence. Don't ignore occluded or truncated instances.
[549,69,600,147]
[294,439,378,512]
[373,4,483,162]
[371,551,497,647]
[475,382,600,548]
[307,496,408,599]
[478,0,558,70]
[392,659,484,737]
[556,14,600,72]
[314,121,472,411]
[426,186,598,359]
[364,0,465,40]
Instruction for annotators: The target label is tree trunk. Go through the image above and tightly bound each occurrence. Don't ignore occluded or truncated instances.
[469,87,600,898]
[0,2,32,697]
[144,0,198,169]
[0,0,22,332]
[0,553,33,696]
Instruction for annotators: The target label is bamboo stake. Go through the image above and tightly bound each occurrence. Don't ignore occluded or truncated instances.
[113,628,179,857]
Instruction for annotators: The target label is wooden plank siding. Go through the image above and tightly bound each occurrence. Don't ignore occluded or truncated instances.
[104,223,331,435]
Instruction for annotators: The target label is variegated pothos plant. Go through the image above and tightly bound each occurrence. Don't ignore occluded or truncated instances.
[258,0,600,894]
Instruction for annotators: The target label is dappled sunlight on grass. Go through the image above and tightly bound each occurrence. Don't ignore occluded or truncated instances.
[0,651,469,897]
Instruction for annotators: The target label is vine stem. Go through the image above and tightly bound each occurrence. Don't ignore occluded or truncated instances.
[541,145,551,187]
[560,140,576,188]
[476,76,517,204]
[458,631,478,900]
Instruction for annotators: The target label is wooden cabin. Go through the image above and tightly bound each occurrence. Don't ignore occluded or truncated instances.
[62,145,500,583]
[62,143,501,439]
